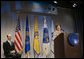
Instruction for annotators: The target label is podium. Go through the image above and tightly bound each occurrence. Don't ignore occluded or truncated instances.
[54,33,81,58]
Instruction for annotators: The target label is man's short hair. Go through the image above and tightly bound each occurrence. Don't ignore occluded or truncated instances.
[7,35,8,37]
[7,34,11,37]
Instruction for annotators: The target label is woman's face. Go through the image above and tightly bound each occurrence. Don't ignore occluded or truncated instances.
[56,25,61,31]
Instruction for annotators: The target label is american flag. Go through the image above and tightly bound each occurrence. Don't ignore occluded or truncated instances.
[14,16,23,54]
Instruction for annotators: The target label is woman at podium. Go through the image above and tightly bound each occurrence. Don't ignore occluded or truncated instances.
[53,24,64,58]
[53,24,63,40]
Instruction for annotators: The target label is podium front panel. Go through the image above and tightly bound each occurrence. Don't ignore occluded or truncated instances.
[54,33,64,58]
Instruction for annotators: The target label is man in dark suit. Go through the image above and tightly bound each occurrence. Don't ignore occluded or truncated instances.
[3,34,21,58]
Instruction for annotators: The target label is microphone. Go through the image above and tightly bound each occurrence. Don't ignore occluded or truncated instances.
[61,28,64,32]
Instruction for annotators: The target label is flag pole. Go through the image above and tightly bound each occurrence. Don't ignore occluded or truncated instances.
[27,53,28,58]
[34,51,35,58]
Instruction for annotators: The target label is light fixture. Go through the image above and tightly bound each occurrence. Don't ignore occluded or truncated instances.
[53,1,57,4]
[73,3,77,7]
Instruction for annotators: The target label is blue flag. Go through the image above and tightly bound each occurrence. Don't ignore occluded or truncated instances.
[25,16,30,55]
[43,28,49,43]
[43,16,50,57]
[43,17,49,43]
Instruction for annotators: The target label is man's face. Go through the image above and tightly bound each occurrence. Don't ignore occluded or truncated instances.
[8,36,11,41]
[57,25,61,31]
